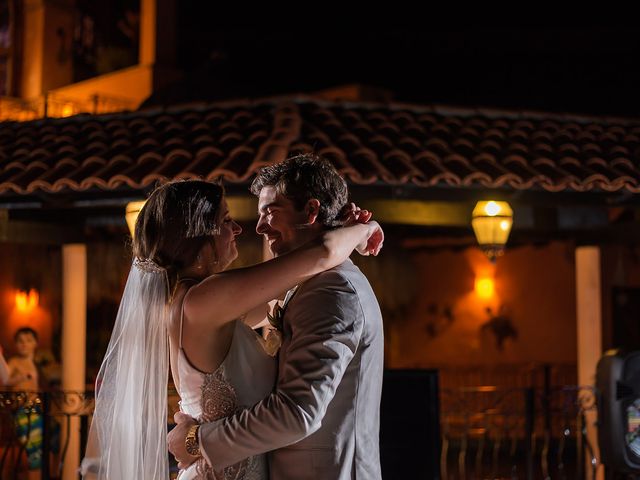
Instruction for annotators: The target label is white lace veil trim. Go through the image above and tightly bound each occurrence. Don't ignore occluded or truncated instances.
[81,259,170,479]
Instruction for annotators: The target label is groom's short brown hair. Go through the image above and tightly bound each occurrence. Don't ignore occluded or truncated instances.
[250,153,348,227]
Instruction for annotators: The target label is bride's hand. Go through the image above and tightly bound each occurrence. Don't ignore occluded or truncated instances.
[340,202,372,226]
[357,221,384,256]
[339,203,383,256]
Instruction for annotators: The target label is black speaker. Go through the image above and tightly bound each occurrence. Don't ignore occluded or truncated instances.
[380,369,440,479]
[596,350,640,474]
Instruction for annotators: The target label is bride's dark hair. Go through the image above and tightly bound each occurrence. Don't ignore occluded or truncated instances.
[133,180,224,293]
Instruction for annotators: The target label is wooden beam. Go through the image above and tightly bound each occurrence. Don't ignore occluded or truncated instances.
[228,197,475,227]
[0,219,83,244]
[226,196,259,222]
[352,200,472,226]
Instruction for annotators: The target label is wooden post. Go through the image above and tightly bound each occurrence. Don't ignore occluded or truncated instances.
[61,244,86,480]
[139,0,156,65]
[575,246,604,480]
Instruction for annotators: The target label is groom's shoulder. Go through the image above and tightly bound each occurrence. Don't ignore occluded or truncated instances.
[299,260,364,295]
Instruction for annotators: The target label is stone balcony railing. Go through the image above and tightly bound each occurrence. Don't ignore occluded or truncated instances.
[0,93,134,122]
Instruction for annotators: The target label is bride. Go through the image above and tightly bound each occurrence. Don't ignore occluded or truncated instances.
[81,179,382,479]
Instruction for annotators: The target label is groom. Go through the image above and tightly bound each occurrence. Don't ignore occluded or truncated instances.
[169,153,384,479]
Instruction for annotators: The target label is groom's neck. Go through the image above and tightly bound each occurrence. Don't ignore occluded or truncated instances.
[280,223,325,256]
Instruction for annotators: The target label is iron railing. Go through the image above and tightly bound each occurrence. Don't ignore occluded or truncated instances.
[0,93,134,122]
[0,389,94,479]
[440,385,598,480]
[1,384,600,479]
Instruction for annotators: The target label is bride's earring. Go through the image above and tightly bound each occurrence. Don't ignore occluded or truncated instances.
[211,244,219,266]
[195,254,204,270]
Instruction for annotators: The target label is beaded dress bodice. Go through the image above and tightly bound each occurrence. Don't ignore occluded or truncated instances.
[175,319,276,480]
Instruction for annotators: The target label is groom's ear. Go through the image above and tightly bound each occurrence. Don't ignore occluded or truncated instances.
[304,199,321,225]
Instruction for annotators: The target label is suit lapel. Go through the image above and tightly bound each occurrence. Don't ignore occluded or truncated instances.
[274,286,299,384]
[283,285,299,308]
[281,285,299,337]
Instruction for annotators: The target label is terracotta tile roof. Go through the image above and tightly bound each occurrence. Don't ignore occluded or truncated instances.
[1,97,640,196]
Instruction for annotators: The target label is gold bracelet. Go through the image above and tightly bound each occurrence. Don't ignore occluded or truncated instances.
[185,424,201,457]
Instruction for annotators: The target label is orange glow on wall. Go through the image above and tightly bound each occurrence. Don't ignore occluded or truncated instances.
[61,103,75,117]
[475,277,495,299]
[15,289,39,313]
[126,200,147,237]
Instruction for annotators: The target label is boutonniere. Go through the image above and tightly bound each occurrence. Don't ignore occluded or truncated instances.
[267,302,285,332]
[263,301,285,357]
[262,287,298,357]
[263,328,282,357]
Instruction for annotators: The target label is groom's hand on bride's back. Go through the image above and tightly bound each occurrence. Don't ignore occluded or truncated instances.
[168,412,198,470]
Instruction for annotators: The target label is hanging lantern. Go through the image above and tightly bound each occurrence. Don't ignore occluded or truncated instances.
[125,200,146,238]
[471,200,513,261]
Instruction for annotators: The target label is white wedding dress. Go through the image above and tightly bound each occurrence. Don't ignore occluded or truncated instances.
[175,313,276,480]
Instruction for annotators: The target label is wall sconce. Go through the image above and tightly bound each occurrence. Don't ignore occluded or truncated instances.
[125,200,146,238]
[475,277,495,299]
[471,201,513,262]
[61,103,75,118]
[15,289,39,313]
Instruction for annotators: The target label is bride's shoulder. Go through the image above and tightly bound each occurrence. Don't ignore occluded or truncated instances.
[168,281,197,327]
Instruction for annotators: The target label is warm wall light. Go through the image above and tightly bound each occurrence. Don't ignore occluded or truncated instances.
[471,200,513,262]
[61,103,75,117]
[125,200,146,238]
[475,277,495,299]
[15,289,39,313]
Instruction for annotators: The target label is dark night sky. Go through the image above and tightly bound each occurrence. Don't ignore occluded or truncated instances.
[155,18,640,117]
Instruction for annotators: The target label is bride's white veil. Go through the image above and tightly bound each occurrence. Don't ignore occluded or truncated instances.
[81,179,225,479]
[81,258,170,479]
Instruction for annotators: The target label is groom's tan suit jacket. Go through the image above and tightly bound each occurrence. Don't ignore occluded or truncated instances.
[199,259,384,479]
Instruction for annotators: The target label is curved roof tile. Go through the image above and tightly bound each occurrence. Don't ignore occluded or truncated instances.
[2,97,640,195]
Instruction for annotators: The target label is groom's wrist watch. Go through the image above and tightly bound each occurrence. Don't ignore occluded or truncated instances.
[185,424,201,457]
